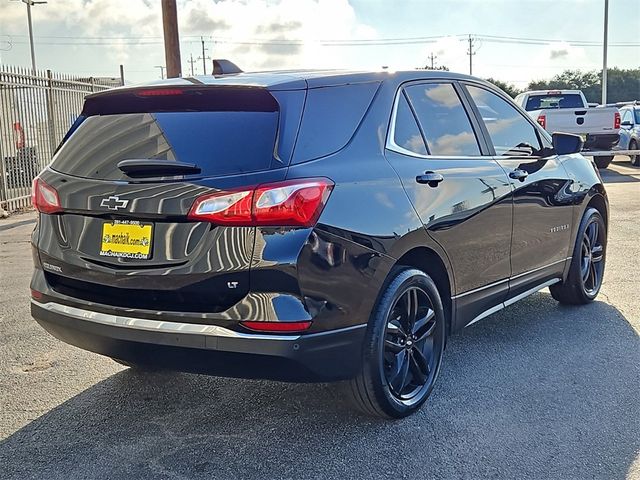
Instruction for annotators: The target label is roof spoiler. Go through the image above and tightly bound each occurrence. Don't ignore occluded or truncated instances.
[212,59,243,75]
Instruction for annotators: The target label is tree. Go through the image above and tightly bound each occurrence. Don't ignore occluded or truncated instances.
[418,65,450,71]
[527,68,640,104]
[484,78,522,98]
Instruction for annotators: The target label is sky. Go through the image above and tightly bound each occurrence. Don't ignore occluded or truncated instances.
[0,0,638,88]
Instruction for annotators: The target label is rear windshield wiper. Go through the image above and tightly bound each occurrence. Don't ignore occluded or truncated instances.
[117,159,201,177]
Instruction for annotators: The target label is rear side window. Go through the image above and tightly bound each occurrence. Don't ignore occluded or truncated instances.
[292,82,380,164]
[51,110,279,180]
[467,85,542,157]
[404,83,481,156]
[392,93,427,155]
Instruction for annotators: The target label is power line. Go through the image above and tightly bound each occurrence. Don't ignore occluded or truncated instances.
[5,32,639,46]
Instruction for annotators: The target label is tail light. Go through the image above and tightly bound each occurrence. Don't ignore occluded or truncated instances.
[240,321,312,333]
[135,88,185,97]
[537,114,546,129]
[31,177,62,214]
[188,178,334,227]
[614,111,621,129]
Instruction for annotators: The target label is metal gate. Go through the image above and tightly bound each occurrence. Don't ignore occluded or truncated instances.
[0,66,115,213]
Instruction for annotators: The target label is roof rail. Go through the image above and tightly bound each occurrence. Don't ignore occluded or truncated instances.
[212,59,243,75]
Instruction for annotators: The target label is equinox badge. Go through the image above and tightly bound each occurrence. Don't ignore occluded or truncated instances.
[100,195,129,211]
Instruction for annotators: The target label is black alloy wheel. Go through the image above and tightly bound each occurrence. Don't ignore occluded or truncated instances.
[551,207,607,305]
[348,268,445,418]
[383,287,438,402]
[580,218,605,296]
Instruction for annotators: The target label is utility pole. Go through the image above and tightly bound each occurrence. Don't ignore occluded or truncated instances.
[467,34,476,76]
[187,52,197,76]
[601,0,609,105]
[199,37,211,75]
[427,52,437,70]
[161,0,181,78]
[17,0,47,73]
[155,65,165,79]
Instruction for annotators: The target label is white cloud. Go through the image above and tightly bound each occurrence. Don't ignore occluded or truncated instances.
[0,0,377,78]
[545,41,586,62]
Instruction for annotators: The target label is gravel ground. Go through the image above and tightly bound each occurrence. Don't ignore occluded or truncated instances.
[1,157,638,480]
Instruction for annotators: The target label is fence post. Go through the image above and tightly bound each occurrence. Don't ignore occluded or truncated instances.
[90,76,95,93]
[0,67,9,209]
[45,69,58,159]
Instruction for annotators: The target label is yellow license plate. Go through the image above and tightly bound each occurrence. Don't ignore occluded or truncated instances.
[100,221,153,259]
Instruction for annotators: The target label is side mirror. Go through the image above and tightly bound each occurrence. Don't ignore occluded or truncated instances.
[620,120,633,127]
[552,132,583,155]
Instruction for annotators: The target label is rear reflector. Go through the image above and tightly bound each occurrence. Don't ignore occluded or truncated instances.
[32,177,62,214]
[30,289,43,300]
[188,178,334,227]
[614,111,621,129]
[240,321,312,333]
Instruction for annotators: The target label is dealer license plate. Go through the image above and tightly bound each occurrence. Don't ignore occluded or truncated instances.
[100,220,152,259]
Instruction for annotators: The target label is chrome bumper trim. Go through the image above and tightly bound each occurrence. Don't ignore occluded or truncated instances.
[32,300,367,341]
[33,300,303,341]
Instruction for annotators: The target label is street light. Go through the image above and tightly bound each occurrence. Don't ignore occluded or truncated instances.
[602,0,609,105]
[11,0,47,73]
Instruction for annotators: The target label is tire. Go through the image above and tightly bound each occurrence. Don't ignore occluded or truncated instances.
[594,155,613,169]
[550,208,606,305]
[347,267,446,418]
[630,140,639,167]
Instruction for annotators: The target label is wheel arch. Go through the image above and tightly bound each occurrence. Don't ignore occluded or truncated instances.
[394,247,454,335]
[586,190,609,231]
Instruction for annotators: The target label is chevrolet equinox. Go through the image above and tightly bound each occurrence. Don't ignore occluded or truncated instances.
[30,69,608,418]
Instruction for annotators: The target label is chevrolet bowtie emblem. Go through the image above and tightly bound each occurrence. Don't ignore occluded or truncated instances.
[100,195,129,211]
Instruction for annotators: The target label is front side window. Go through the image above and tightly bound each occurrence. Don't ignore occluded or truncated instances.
[621,110,633,124]
[467,85,542,157]
[404,83,481,156]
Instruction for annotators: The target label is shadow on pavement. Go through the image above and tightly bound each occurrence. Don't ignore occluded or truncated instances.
[1,293,639,480]
[599,160,640,184]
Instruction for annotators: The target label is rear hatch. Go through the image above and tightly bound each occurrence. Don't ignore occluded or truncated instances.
[35,85,293,314]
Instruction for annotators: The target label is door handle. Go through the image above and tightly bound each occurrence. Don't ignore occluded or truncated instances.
[416,172,444,187]
[509,169,529,181]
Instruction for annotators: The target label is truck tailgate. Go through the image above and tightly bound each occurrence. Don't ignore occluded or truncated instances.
[543,108,618,136]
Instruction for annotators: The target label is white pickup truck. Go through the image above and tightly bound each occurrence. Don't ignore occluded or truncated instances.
[514,90,620,168]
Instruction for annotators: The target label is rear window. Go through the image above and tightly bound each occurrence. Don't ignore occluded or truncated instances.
[524,93,584,111]
[51,111,278,180]
[51,87,281,180]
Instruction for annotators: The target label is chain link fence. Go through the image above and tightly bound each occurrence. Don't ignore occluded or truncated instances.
[0,66,118,213]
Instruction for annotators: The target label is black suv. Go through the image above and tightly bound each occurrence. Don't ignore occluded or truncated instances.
[30,70,608,418]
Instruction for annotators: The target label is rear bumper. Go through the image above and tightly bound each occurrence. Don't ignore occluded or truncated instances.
[31,300,366,382]
[583,134,619,151]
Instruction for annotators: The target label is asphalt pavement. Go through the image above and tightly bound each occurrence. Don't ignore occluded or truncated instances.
[1,157,638,479]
